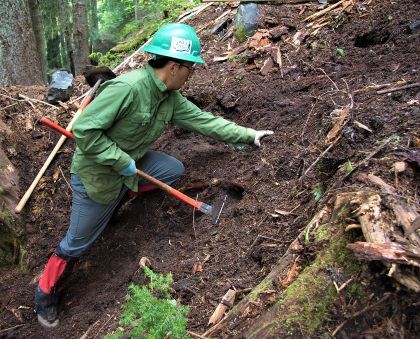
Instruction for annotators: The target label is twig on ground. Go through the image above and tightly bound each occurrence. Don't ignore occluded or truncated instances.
[214,194,227,225]
[92,315,115,339]
[59,166,72,192]
[338,278,353,292]
[332,293,390,336]
[246,234,290,257]
[0,102,19,111]
[323,138,391,198]
[188,330,209,339]
[18,94,59,109]
[300,140,337,179]
[304,0,346,22]
[377,81,420,94]
[178,178,244,193]
[300,102,317,144]
[192,194,200,260]
[0,93,25,102]
[79,320,100,339]
[0,324,24,335]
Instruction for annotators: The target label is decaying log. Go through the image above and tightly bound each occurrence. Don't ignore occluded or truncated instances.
[208,289,236,326]
[202,205,332,337]
[388,264,420,293]
[357,173,420,247]
[347,242,420,267]
[353,192,390,244]
[201,187,419,337]
[385,195,420,247]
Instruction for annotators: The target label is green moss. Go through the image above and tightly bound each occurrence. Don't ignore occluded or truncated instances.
[0,209,15,229]
[0,209,24,271]
[346,283,366,299]
[315,224,332,242]
[270,232,359,336]
[248,279,273,302]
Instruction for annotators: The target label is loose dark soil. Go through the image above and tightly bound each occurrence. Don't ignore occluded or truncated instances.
[1,1,419,338]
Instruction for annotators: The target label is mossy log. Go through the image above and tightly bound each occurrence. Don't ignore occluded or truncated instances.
[203,203,341,338]
[0,146,24,269]
[203,190,418,338]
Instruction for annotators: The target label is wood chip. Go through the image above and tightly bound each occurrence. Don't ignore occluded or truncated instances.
[260,57,274,76]
[208,289,236,326]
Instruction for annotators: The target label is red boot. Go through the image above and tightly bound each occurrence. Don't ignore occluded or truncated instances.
[35,253,77,328]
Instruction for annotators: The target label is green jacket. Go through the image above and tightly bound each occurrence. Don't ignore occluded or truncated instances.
[71,64,256,204]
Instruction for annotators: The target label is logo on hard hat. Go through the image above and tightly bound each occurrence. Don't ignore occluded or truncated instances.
[170,37,192,54]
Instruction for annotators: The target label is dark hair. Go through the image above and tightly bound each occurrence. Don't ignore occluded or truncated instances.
[148,56,184,69]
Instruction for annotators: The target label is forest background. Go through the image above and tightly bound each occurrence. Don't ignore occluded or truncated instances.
[0,0,200,86]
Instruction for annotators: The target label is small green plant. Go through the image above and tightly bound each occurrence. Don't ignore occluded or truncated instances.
[344,160,353,175]
[234,26,248,43]
[106,267,190,339]
[336,48,346,57]
[312,183,324,202]
[390,134,401,142]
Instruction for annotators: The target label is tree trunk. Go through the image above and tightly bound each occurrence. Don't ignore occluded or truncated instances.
[42,1,62,70]
[27,0,47,84]
[72,0,90,75]
[60,0,75,74]
[89,0,99,45]
[0,0,44,85]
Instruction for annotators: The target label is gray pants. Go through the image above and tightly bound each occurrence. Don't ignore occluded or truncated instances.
[57,151,184,258]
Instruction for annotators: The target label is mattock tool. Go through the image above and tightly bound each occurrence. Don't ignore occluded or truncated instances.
[39,118,224,222]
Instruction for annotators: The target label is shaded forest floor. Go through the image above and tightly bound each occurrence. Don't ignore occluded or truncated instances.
[1,1,419,338]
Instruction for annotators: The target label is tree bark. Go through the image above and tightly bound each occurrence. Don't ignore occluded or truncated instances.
[60,0,75,74]
[72,0,90,75]
[0,0,44,85]
[27,0,47,84]
[45,2,62,70]
[89,0,99,43]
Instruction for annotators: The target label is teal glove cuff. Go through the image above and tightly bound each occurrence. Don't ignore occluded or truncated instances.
[119,159,137,176]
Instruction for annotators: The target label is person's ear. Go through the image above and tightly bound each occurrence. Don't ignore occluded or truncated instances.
[169,62,177,76]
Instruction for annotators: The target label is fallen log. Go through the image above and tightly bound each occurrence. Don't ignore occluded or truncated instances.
[347,242,420,267]
[202,204,333,337]
[388,264,420,292]
[201,189,419,337]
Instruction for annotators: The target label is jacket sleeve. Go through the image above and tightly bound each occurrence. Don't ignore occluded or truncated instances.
[171,92,256,145]
[72,82,133,172]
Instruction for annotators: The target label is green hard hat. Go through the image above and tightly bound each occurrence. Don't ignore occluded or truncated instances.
[142,23,204,64]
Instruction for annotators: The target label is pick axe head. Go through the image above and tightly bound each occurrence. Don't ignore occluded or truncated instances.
[82,66,117,87]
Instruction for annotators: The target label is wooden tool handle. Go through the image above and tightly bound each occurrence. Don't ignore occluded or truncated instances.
[136,169,202,210]
[14,80,101,214]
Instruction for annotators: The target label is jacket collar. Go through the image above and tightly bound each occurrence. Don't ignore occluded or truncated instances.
[145,64,168,93]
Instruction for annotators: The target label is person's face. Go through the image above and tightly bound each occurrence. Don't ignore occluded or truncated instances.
[167,61,195,90]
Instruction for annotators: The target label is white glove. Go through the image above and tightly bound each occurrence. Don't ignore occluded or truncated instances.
[254,130,274,146]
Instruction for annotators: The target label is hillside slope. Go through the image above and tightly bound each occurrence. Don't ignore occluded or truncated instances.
[0,1,419,338]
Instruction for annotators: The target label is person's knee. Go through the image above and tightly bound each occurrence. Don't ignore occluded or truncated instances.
[173,158,185,178]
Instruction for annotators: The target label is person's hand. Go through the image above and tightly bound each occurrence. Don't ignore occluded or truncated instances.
[119,159,137,176]
[254,130,274,146]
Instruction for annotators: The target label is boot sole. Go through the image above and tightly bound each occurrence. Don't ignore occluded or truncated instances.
[37,314,59,328]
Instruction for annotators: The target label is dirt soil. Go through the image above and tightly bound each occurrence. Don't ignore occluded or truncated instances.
[1,1,419,338]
